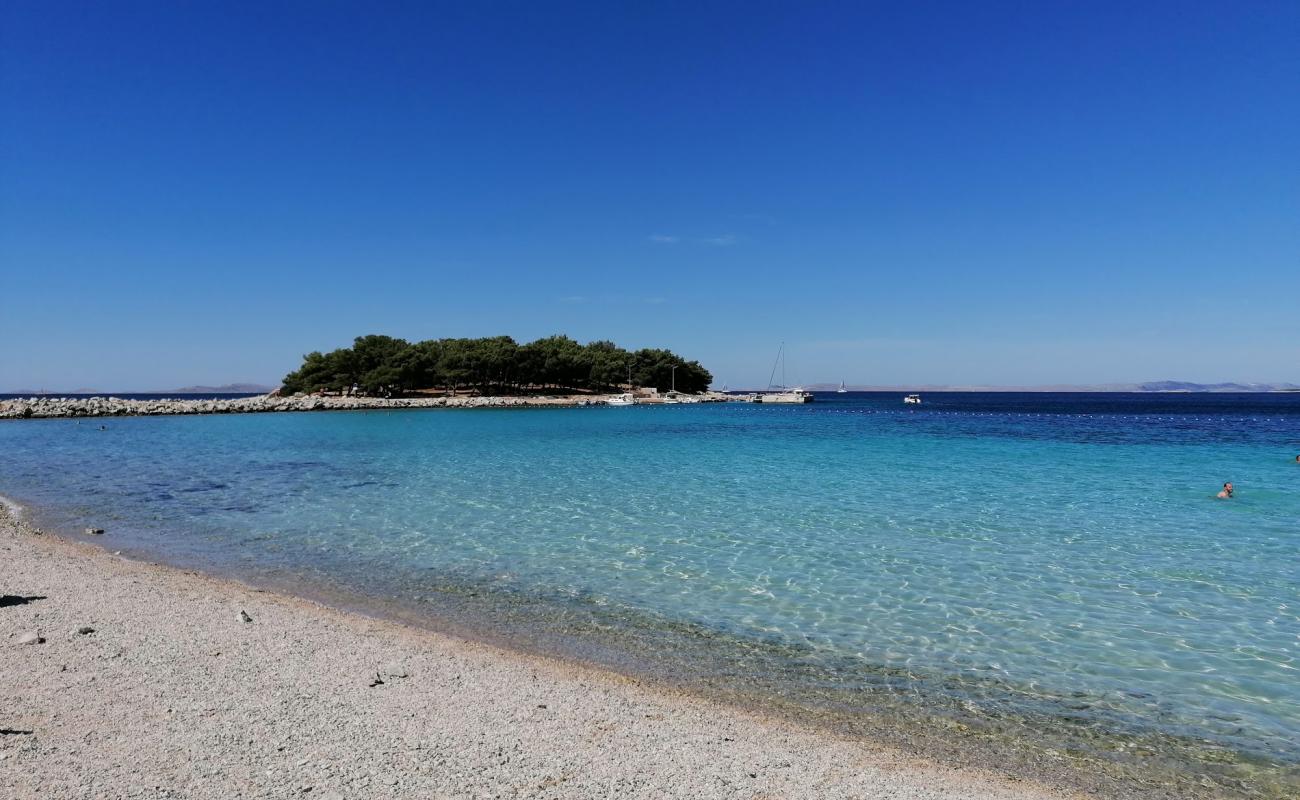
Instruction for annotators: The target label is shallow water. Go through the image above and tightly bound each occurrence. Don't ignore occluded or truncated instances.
[3,393,1298,796]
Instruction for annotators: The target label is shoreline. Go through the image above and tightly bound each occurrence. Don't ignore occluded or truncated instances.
[2,502,1078,800]
[0,393,693,419]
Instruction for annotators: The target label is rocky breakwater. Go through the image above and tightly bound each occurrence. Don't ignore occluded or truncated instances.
[0,394,583,419]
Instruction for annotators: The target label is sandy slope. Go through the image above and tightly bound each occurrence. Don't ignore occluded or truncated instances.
[1,509,1074,800]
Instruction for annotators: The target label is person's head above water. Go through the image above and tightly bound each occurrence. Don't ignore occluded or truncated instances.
[1217,482,1234,499]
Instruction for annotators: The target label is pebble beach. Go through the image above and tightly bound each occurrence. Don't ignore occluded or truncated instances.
[1,506,1075,800]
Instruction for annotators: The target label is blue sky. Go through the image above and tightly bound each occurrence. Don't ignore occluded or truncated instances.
[2,1,1297,390]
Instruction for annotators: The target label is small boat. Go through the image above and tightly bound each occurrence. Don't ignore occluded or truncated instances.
[606,393,636,407]
[837,381,848,393]
[757,388,814,404]
[758,343,815,404]
[904,394,921,404]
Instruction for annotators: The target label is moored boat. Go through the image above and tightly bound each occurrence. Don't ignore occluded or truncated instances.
[757,388,814,404]
[758,343,815,403]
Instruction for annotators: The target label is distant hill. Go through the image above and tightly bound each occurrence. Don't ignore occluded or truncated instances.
[3,384,274,395]
[1135,381,1300,393]
[167,383,275,394]
[4,387,101,395]
[798,381,1300,393]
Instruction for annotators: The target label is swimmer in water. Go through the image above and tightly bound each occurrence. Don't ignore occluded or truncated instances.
[1216,482,1233,499]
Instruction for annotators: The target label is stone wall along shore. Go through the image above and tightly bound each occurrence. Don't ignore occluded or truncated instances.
[0,394,590,419]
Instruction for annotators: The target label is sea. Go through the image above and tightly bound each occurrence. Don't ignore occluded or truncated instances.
[2,392,1297,797]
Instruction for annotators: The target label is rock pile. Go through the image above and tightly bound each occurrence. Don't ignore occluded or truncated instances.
[0,394,588,420]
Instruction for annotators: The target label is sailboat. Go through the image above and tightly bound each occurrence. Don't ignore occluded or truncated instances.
[756,343,813,403]
[837,381,848,393]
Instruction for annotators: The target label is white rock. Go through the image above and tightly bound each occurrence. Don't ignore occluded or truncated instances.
[383,662,409,678]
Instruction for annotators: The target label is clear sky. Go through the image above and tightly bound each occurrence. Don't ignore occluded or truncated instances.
[2,1,1297,390]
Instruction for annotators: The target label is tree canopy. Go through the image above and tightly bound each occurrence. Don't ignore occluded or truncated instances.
[280,335,712,396]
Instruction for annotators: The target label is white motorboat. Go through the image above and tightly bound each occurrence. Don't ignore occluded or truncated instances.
[606,393,636,407]
[904,394,921,404]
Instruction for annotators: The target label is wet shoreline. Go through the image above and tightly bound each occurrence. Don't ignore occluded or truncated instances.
[3,497,1079,800]
[9,494,1296,800]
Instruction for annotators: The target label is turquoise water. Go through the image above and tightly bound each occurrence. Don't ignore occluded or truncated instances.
[3,393,1298,795]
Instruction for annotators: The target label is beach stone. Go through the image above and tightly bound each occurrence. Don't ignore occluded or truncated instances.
[84,527,104,535]
[239,610,253,623]
[76,626,95,635]
[17,631,44,645]
[382,661,409,678]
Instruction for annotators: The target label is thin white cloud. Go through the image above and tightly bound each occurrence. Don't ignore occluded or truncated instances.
[648,233,742,246]
[702,234,738,246]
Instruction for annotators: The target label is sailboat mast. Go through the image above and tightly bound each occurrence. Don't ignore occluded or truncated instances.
[767,342,784,389]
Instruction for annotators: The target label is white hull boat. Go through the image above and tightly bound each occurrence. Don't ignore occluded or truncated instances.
[757,389,813,404]
[758,343,814,403]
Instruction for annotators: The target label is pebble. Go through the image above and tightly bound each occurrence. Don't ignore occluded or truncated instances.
[17,631,44,645]
[383,662,409,678]
[76,626,96,635]
[239,610,253,623]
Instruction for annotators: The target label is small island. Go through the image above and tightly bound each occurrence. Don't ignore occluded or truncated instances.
[0,335,719,419]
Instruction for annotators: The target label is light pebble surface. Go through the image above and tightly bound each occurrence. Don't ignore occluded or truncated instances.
[0,392,733,419]
[0,394,584,418]
[0,508,1076,800]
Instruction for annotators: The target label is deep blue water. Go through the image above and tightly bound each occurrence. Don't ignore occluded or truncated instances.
[3,392,1297,794]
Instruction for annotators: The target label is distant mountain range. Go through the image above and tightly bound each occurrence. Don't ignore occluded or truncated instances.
[799,381,1300,393]
[9,381,1299,396]
[164,383,276,394]
[5,383,275,395]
